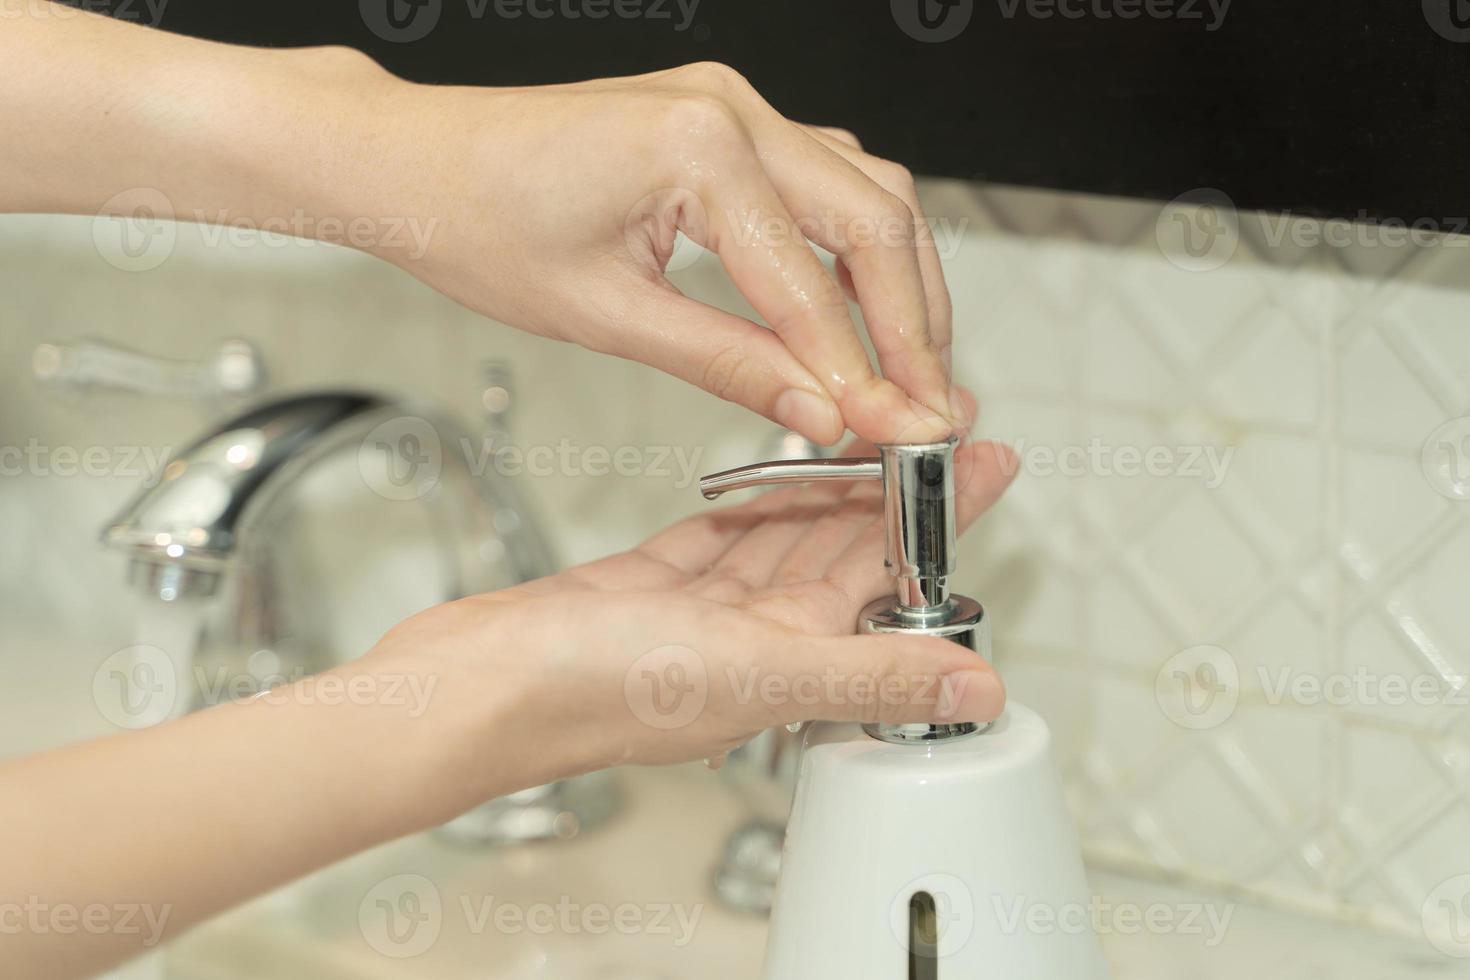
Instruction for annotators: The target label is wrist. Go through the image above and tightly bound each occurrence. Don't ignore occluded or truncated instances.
[231,46,414,247]
[348,600,578,832]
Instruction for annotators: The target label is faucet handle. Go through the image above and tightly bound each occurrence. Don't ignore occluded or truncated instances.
[33,337,265,402]
[699,457,881,500]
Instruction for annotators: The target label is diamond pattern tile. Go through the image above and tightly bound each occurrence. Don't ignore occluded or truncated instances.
[941,182,1470,942]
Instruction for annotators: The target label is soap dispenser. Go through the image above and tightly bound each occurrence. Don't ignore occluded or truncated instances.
[701,438,1109,979]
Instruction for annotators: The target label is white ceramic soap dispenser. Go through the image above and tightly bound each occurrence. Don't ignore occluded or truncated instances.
[701,438,1109,979]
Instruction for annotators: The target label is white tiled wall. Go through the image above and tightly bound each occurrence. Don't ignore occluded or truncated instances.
[2,180,1468,943]
[925,182,1470,943]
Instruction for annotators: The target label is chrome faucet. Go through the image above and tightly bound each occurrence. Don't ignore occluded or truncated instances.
[101,390,555,602]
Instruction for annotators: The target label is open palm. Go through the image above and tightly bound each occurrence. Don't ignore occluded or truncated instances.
[393,434,1019,782]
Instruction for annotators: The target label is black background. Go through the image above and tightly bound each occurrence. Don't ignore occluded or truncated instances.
[85,0,1470,225]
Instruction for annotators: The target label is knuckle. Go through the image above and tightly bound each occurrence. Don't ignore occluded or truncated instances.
[769,278,847,333]
[308,44,383,79]
[699,345,751,402]
[877,159,917,192]
[875,189,916,225]
[678,60,751,94]
[867,190,917,247]
[660,93,747,148]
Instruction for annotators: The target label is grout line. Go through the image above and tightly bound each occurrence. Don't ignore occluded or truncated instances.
[1322,267,1347,899]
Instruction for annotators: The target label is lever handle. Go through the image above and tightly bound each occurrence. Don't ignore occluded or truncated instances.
[33,338,265,401]
[700,457,881,500]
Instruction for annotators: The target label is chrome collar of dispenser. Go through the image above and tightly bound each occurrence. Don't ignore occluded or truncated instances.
[700,437,990,745]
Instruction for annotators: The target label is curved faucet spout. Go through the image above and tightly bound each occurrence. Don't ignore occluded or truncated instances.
[101,391,555,601]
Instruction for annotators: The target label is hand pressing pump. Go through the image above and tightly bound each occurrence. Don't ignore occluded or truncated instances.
[702,438,1110,979]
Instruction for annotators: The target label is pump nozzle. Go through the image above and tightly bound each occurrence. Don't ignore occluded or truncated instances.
[698,437,989,743]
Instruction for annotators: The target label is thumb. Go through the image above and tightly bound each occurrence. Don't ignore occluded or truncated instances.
[608,283,844,446]
[766,631,1005,728]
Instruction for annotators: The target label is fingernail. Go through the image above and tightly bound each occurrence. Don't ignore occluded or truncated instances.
[936,669,1004,722]
[775,389,841,444]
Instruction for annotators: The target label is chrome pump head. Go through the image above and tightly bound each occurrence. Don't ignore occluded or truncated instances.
[700,436,989,744]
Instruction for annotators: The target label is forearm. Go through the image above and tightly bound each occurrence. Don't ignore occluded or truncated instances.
[0,2,395,235]
[0,648,520,979]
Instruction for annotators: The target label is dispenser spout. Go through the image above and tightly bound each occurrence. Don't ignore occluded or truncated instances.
[699,438,961,614]
[698,435,987,744]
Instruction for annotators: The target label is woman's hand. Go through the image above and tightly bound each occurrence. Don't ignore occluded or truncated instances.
[344,62,965,446]
[366,435,1015,805]
[4,8,962,442]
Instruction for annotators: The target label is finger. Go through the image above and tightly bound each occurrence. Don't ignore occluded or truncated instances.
[700,495,833,591]
[707,431,883,589]
[800,124,958,382]
[632,471,846,584]
[703,171,952,445]
[801,134,864,305]
[763,630,1005,727]
[748,124,955,425]
[769,478,884,585]
[608,281,844,446]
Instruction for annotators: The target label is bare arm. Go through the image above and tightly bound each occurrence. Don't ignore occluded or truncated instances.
[2,1,966,446]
